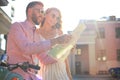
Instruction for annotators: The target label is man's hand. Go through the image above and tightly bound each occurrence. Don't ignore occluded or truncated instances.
[56,34,72,44]
[50,34,72,46]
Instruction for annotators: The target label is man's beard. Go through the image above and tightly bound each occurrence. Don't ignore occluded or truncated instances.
[32,14,39,25]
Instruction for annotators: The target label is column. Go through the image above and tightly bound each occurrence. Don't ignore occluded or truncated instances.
[88,44,97,75]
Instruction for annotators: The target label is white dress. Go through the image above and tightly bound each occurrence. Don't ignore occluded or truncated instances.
[37,34,69,80]
[38,61,69,80]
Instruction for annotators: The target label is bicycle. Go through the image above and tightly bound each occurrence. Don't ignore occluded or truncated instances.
[0,54,40,80]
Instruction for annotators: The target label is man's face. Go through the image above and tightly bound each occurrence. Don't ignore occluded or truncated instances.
[31,4,44,25]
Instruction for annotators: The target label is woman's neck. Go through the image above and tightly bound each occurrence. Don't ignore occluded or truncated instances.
[42,22,52,32]
[40,24,58,39]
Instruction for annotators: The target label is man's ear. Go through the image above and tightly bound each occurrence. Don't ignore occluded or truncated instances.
[28,8,32,16]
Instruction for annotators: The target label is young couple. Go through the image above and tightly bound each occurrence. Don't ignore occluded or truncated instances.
[7,1,72,80]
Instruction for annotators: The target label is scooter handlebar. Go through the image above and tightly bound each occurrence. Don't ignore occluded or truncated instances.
[7,62,40,72]
[29,64,40,70]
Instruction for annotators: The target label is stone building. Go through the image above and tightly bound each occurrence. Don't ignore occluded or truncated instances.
[69,18,120,76]
[0,0,11,54]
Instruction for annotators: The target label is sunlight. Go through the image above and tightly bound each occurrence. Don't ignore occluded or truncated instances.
[48,22,86,60]
[3,0,120,33]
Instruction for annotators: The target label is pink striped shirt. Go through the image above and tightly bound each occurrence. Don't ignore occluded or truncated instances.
[7,20,54,79]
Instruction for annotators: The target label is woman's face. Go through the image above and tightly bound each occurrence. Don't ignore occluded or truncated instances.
[45,10,60,27]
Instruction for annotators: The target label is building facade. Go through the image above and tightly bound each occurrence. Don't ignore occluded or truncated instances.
[0,0,12,54]
[69,20,120,76]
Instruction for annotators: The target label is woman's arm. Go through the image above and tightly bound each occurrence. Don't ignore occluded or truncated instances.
[65,58,73,80]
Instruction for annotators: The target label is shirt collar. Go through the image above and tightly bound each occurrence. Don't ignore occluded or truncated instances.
[25,20,36,29]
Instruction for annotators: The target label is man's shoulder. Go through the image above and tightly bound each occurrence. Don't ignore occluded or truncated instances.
[12,21,25,25]
[11,20,26,28]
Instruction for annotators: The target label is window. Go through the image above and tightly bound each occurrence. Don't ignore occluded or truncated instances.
[76,44,82,55]
[117,49,120,61]
[97,50,106,61]
[97,28,105,38]
[11,6,15,17]
[115,27,120,38]
[0,34,6,50]
[77,49,81,55]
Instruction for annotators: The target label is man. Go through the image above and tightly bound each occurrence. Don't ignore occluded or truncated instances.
[7,1,71,80]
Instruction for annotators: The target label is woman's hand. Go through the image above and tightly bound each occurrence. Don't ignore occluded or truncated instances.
[50,34,72,46]
[56,34,72,44]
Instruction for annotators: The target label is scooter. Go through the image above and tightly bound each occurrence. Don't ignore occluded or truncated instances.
[0,54,40,80]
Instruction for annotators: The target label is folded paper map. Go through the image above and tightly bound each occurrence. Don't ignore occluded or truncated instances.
[48,21,87,61]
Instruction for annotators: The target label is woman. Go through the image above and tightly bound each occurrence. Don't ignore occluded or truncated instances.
[36,8,72,80]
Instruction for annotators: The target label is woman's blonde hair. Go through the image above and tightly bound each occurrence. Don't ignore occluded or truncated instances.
[41,7,62,30]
